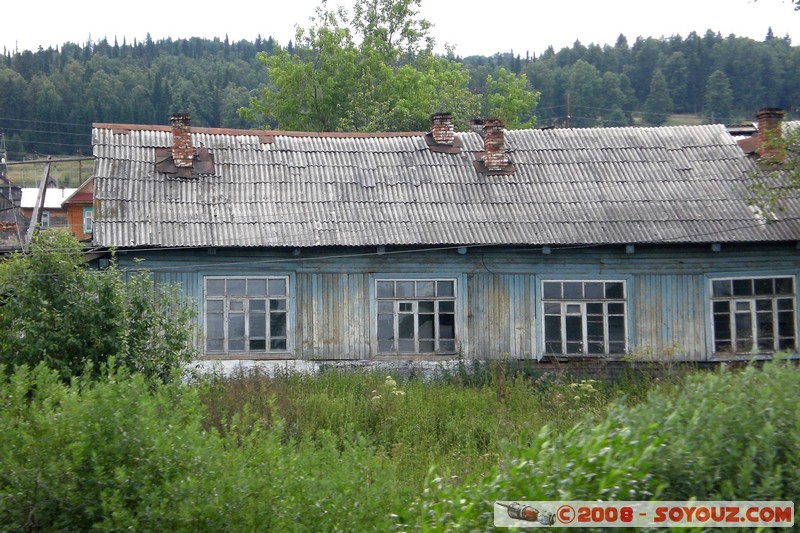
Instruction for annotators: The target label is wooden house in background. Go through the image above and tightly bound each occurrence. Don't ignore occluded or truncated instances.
[20,186,76,236]
[62,177,94,241]
[89,111,800,362]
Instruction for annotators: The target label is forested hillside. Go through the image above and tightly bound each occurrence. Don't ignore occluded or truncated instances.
[0,29,797,159]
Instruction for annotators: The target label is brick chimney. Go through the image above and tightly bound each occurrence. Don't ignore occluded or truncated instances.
[170,113,195,168]
[756,107,785,162]
[430,112,454,145]
[482,117,508,171]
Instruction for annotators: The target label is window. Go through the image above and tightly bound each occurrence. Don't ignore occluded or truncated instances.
[83,207,93,234]
[205,276,289,354]
[711,276,795,354]
[543,280,627,355]
[376,279,456,354]
[40,211,50,228]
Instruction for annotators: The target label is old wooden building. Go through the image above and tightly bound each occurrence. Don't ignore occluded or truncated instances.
[90,112,800,362]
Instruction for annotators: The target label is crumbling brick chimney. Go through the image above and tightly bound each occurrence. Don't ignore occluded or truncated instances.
[482,117,508,171]
[756,107,785,162]
[431,112,454,145]
[170,113,195,168]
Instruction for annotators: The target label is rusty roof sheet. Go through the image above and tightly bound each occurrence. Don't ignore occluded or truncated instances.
[91,123,800,248]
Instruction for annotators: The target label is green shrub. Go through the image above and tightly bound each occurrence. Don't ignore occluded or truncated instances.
[409,361,800,530]
[0,231,196,382]
[0,363,405,532]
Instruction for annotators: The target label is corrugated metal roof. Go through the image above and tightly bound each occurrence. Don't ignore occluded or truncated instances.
[91,123,800,248]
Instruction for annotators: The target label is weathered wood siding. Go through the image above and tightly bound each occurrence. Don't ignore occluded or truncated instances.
[113,243,800,361]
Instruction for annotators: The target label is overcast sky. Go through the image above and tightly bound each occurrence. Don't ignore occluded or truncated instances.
[3,0,797,58]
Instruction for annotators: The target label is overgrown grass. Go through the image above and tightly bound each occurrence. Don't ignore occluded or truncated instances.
[198,361,682,491]
[2,359,795,531]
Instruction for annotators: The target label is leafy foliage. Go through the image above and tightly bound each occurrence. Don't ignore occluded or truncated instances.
[241,0,487,132]
[410,361,800,529]
[0,231,196,382]
[0,363,405,531]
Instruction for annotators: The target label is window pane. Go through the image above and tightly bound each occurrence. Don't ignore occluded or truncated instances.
[735,301,751,312]
[713,300,730,313]
[398,314,414,339]
[544,315,561,348]
[439,314,455,339]
[419,301,434,313]
[228,279,246,297]
[397,281,415,297]
[713,312,731,341]
[584,282,604,299]
[563,282,582,299]
[377,281,394,298]
[777,298,794,311]
[419,340,434,352]
[207,300,224,313]
[268,278,286,296]
[735,312,753,351]
[542,282,561,299]
[586,315,604,341]
[566,304,581,314]
[586,302,603,315]
[377,314,394,341]
[733,279,753,296]
[270,312,287,337]
[250,313,266,338]
[608,342,625,354]
[378,339,394,352]
[229,314,245,339]
[588,342,604,354]
[544,302,560,315]
[207,279,225,296]
[250,299,266,312]
[207,338,224,351]
[437,281,454,297]
[439,301,455,313]
[418,314,434,339]
[377,301,393,313]
[712,280,731,297]
[439,340,456,352]
[247,279,267,297]
[398,339,415,352]
[399,302,413,312]
[229,339,245,351]
[565,315,582,343]
[776,277,794,295]
[230,300,244,312]
[608,315,625,343]
[607,302,625,315]
[250,339,266,351]
[755,299,772,311]
[778,311,795,339]
[754,278,774,295]
[270,339,287,351]
[605,282,624,299]
[270,299,287,311]
[207,313,224,339]
[417,281,435,297]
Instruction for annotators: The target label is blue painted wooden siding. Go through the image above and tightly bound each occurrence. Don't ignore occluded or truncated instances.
[126,244,800,361]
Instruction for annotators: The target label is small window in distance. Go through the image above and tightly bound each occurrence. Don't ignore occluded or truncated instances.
[83,207,94,234]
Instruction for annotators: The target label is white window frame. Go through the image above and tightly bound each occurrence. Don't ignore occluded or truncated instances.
[542,279,628,356]
[204,276,290,354]
[375,278,457,355]
[83,207,93,234]
[40,210,50,228]
[710,275,796,355]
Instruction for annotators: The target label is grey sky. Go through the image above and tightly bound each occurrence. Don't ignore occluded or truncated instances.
[3,0,797,58]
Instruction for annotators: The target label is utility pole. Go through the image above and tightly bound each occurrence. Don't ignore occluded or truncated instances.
[24,157,53,250]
